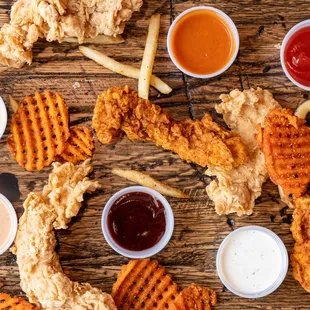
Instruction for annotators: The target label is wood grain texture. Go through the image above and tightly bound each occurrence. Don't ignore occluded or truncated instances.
[0,0,309,309]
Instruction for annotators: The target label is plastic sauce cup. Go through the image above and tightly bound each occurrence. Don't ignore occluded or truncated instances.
[102,186,174,259]
[0,96,7,139]
[216,226,288,298]
[167,6,239,79]
[0,193,18,256]
[280,19,310,91]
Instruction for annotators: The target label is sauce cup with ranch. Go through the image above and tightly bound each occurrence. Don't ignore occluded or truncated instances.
[0,193,18,256]
[167,6,239,78]
[102,186,174,259]
[216,226,288,298]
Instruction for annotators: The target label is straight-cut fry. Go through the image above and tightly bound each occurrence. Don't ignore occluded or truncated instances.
[112,168,189,199]
[64,34,124,44]
[295,100,310,119]
[138,14,161,99]
[79,46,172,94]
[9,95,19,112]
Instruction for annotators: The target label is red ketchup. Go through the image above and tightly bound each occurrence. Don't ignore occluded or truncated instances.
[107,192,166,251]
[284,26,310,87]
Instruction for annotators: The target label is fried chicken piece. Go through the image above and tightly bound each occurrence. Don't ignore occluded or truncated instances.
[0,0,143,68]
[257,108,310,197]
[206,88,280,216]
[291,196,310,293]
[11,160,117,310]
[93,86,247,170]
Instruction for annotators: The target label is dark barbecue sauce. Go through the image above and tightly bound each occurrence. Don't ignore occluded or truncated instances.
[108,192,166,251]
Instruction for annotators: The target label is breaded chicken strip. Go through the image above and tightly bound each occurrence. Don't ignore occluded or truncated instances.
[0,0,143,67]
[291,196,310,293]
[93,86,247,170]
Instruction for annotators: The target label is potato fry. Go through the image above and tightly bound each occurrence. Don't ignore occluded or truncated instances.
[295,100,310,119]
[64,34,124,44]
[9,95,19,112]
[138,14,161,99]
[79,46,172,95]
[112,168,189,199]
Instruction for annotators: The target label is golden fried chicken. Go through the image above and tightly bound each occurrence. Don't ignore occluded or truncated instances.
[291,196,310,293]
[0,0,143,67]
[92,86,247,170]
[206,88,280,216]
[257,108,310,197]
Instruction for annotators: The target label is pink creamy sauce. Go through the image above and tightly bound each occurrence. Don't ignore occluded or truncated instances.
[0,200,12,250]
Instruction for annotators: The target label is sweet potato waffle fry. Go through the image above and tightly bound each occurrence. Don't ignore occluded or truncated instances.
[60,126,94,164]
[7,90,70,171]
[172,284,217,310]
[0,293,36,309]
[257,108,310,197]
[112,259,179,310]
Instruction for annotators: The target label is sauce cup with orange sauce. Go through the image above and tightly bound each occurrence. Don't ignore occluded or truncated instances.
[167,6,239,78]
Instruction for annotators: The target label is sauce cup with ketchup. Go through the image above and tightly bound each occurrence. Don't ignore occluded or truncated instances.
[102,186,174,258]
[281,20,310,90]
[167,6,239,78]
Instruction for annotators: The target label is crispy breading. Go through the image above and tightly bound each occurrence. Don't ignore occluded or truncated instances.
[93,86,247,170]
[257,108,310,197]
[172,284,217,310]
[206,88,280,216]
[291,196,310,293]
[112,259,179,310]
[11,161,116,310]
[0,293,36,309]
[0,0,143,68]
[7,90,70,171]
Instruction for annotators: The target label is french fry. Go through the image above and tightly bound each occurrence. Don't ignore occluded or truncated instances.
[9,95,18,112]
[79,46,172,95]
[112,168,189,199]
[64,34,124,44]
[295,100,310,119]
[138,14,161,99]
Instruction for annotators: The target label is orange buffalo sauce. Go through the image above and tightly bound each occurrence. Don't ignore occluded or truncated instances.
[170,10,235,75]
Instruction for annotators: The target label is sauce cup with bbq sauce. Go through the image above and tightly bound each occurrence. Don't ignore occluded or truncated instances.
[101,186,174,259]
[281,20,310,91]
[167,6,239,79]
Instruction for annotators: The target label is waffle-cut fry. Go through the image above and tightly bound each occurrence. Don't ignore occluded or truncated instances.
[172,284,217,310]
[257,108,310,197]
[112,259,179,310]
[60,126,94,164]
[7,90,70,171]
[0,293,37,309]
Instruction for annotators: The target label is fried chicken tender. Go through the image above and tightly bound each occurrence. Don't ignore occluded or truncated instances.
[291,195,310,293]
[93,86,247,170]
[206,88,280,216]
[11,160,117,310]
[0,0,143,67]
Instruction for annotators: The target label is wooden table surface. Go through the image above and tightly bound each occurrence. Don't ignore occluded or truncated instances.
[0,1,310,309]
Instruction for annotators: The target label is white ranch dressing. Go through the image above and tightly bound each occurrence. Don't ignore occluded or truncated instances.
[220,229,282,294]
[0,199,13,251]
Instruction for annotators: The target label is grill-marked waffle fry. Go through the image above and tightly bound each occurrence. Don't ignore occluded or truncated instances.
[257,108,310,197]
[60,126,94,163]
[0,293,36,309]
[112,259,179,310]
[172,284,217,310]
[7,90,70,171]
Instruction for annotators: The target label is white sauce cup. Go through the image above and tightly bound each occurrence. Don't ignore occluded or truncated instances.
[167,6,239,79]
[101,186,174,259]
[0,96,7,139]
[0,193,18,256]
[280,19,310,91]
[216,226,288,298]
